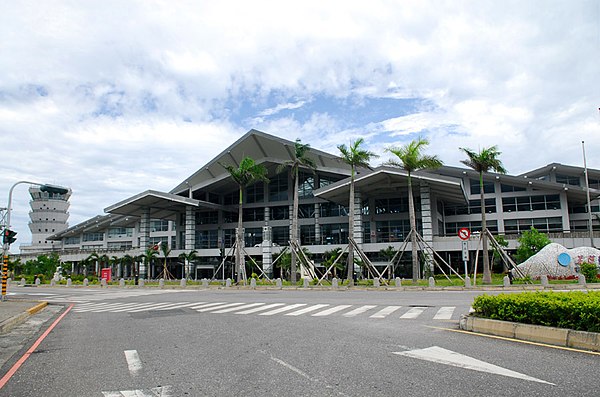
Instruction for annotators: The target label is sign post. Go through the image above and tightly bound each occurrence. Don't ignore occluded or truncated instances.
[458,228,471,279]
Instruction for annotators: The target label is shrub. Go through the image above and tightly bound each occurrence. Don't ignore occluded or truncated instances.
[580,262,599,283]
[472,291,600,332]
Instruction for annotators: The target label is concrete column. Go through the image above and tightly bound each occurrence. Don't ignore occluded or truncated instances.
[185,206,196,250]
[353,191,363,245]
[139,208,150,280]
[262,226,273,277]
[314,203,321,244]
[419,183,434,274]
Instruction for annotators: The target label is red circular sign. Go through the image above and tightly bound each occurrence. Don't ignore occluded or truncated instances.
[458,228,471,240]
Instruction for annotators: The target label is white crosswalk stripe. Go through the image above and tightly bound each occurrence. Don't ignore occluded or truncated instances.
[70,300,465,321]
[400,307,426,319]
[433,306,455,320]
[369,306,401,318]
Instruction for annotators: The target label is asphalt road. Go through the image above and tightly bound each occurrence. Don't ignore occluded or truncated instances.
[1,287,597,396]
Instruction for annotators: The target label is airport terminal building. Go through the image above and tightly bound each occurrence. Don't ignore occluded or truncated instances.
[44,130,600,279]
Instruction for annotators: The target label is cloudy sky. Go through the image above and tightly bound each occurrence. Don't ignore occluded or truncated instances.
[1,0,599,248]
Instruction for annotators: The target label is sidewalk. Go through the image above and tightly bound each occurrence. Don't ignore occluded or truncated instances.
[0,299,48,334]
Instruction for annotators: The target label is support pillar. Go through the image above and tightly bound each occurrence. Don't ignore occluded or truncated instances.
[419,183,434,276]
[139,208,150,280]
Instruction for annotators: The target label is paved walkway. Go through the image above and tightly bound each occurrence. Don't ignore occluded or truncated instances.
[0,299,48,334]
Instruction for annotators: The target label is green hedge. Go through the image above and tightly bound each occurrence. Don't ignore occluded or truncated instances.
[472,291,600,333]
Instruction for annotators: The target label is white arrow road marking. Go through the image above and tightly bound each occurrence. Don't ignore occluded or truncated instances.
[393,346,554,385]
[124,350,143,375]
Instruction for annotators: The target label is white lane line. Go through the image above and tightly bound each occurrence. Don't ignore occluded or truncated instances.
[111,302,160,313]
[102,385,173,397]
[189,302,226,310]
[370,306,401,318]
[343,305,377,317]
[212,302,266,314]
[73,302,114,312]
[235,303,285,315]
[312,305,352,317]
[285,304,329,316]
[91,303,148,313]
[433,307,455,320]
[258,304,307,316]
[400,307,426,319]
[124,350,142,375]
[196,302,246,312]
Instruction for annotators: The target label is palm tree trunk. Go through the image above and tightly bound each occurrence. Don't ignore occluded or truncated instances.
[347,174,355,284]
[291,172,299,283]
[408,175,419,283]
[480,172,492,284]
[236,187,243,283]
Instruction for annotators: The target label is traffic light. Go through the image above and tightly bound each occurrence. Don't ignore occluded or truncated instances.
[2,229,17,245]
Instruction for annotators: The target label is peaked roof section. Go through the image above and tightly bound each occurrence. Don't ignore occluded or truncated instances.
[47,213,136,240]
[313,166,468,204]
[170,129,353,196]
[519,162,600,179]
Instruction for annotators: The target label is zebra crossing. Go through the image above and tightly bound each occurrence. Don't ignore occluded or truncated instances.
[71,300,465,321]
[25,289,182,303]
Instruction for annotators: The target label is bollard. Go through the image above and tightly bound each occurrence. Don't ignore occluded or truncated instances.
[578,274,586,285]
[139,279,145,287]
[226,278,231,287]
[540,275,549,287]
[332,277,338,289]
[303,278,309,288]
[276,278,282,289]
[503,275,511,287]
[202,278,209,288]
[35,278,41,285]
[250,278,257,289]
[180,278,187,287]
[83,278,89,286]
[159,278,165,288]
[373,278,380,288]
[101,278,107,287]
[50,279,56,287]
[395,277,401,287]
[20,277,26,286]
[428,277,435,288]
[120,278,125,287]
[464,276,471,288]
[67,278,72,287]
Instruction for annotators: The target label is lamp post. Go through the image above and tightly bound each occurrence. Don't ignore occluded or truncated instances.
[2,181,69,301]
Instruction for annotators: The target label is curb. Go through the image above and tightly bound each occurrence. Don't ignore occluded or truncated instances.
[0,301,49,335]
[27,302,48,315]
[459,315,600,352]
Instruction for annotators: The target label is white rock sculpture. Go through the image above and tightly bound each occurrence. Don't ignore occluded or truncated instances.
[513,243,600,279]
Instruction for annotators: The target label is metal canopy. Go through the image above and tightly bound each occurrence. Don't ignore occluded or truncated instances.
[104,190,223,220]
[313,166,468,204]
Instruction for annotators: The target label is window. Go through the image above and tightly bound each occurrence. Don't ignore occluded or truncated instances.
[320,202,348,217]
[196,211,218,225]
[298,204,315,218]
[150,220,169,232]
[588,178,600,190]
[470,179,495,195]
[375,198,407,214]
[224,191,237,205]
[107,242,133,250]
[502,195,561,213]
[298,172,315,198]
[556,174,580,186]
[82,232,104,242]
[444,221,498,236]
[246,182,264,204]
[65,237,80,245]
[319,175,340,188]
[244,227,262,247]
[108,227,133,238]
[272,226,289,246]
[321,223,349,245]
[271,206,289,220]
[223,229,236,247]
[300,225,316,245]
[375,220,421,243]
[363,221,371,243]
[223,211,237,223]
[501,184,526,192]
[269,172,288,202]
[243,208,265,222]
[207,192,220,204]
[503,217,563,234]
[196,230,219,249]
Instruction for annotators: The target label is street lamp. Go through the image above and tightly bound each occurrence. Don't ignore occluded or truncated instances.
[2,181,69,301]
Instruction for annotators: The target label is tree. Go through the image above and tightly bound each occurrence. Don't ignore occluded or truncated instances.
[86,252,100,275]
[220,157,269,283]
[143,247,159,279]
[277,139,317,283]
[460,145,507,284]
[157,242,173,279]
[379,246,397,278]
[179,249,198,280]
[338,138,378,284]
[322,248,346,279]
[515,227,551,263]
[121,254,135,278]
[385,137,443,283]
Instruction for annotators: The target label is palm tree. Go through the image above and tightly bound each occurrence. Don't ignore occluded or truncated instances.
[158,242,173,279]
[338,138,378,284]
[142,247,159,280]
[385,137,443,284]
[460,146,507,284]
[121,254,134,278]
[220,157,269,283]
[110,255,120,279]
[178,249,198,280]
[86,252,100,275]
[277,139,317,283]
